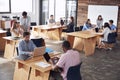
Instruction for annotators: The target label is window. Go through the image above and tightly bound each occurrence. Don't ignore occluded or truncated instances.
[11,0,32,13]
[55,0,66,22]
[0,0,11,13]
[40,0,77,25]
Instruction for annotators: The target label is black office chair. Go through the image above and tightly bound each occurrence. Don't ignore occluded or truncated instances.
[16,47,19,55]
[79,26,83,31]
[30,22,37,30]
[104,32,117,50]
[31,38,45,47]
[107,32,117,44]
[67,62,82,80]
[75,27,80,31]
[6,28,11,36]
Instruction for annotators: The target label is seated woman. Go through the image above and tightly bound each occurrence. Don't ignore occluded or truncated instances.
[11,21,21,37]
[63,16,74,32]
[82,19,92,31]
[98,22,111,48]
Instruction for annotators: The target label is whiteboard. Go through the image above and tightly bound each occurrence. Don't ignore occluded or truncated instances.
[88,5,118,26]
[0,0,10,13]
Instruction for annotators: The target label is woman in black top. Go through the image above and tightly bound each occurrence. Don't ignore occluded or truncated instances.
[63,16,74,32]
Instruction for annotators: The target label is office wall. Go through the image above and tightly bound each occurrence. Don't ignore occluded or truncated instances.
[77,0,120,28]
[0,0,39,25]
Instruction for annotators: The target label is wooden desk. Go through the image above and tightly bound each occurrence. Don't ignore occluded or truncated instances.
[0,30,6,51]
[14,56,43,80]
[29,53,61,80]
[3,36,20,59]
[14,53,61,80]
[67,30,102,56]
[32,25,63,40]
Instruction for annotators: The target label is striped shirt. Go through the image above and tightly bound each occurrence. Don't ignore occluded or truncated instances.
[56,49,81,80]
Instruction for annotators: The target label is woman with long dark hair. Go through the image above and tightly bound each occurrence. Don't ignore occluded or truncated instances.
[98,22,111,48]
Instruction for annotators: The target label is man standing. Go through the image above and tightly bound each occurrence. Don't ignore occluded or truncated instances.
[20,11,31,32]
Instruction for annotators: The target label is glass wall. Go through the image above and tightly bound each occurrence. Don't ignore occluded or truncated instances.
[41,0,48,24]
[40,0,77,25]
[66,0,77,25]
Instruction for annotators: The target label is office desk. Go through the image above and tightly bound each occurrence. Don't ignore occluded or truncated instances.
[67,30,102,56]
[14,53,61,80]
[13,56,43,80]
[29,53,61,80]
[32,25,63,40]
[3,36,20,59]
[0,30,6,51]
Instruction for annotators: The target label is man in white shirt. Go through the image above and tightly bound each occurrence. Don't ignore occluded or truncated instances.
[20,11,31,32]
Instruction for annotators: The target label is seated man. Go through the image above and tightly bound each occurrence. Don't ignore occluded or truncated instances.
[109,20,117,32]
[49,41,81,80]
[18,32,36,55]
[48,15,56,24]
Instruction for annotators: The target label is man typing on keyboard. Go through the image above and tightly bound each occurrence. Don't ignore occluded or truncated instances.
[18,32,36,56]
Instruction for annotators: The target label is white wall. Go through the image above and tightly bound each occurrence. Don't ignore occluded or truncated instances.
[0,0,39,25]
[88,5,118,26]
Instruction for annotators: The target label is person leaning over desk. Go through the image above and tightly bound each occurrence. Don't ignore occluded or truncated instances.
[49,40,81,80]
[20,11,31,32]
[18,32,36,55]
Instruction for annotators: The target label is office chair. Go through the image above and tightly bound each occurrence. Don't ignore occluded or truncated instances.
[79,26,83,31]
[67,62,82,80]
[30,22,37,30]
[105,32,117,50]
[31,38,45,47]
[6,28,11,36]
[75,27,80,31]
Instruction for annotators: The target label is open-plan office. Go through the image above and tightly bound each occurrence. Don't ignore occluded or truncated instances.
[0,0,120,80]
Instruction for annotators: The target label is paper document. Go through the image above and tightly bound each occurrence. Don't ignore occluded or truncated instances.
[35,62,51,68]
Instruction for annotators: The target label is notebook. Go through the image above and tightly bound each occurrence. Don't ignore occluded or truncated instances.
[43,52,59,65]
[33,46,46,57]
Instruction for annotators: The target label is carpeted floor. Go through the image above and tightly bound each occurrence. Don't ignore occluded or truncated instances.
[0,40,120,80]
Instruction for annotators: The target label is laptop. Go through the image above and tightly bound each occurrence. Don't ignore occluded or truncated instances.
[15,54,32,61]
[43,52,59,65]
[33,46,46,57]
[15,46,46,61]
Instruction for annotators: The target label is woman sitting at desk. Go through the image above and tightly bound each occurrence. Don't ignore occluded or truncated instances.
[82,19,92,31]
[11,21,21,37]
[98,22,111,48]
[63,16,74,32]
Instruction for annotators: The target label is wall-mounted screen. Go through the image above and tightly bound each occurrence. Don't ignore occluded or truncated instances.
[88,5,118,26]
[0,0,11,13]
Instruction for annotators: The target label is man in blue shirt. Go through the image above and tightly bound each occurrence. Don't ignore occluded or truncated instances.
[18,32,36,55]
[109,20,117,32]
